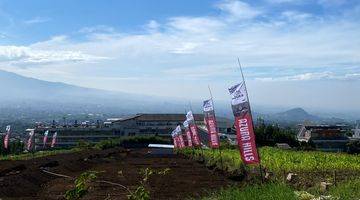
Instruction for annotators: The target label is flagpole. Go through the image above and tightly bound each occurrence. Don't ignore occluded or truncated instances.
[237,58,264,183]
[208,85,224,171]
[189,101,205,161]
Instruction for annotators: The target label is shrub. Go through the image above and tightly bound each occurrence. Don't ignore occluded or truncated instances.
[76,140,93,150]
[346,140,360,154]
[64,171,99,200]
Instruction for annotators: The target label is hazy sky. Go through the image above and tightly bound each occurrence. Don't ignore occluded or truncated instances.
[0,0,359,112]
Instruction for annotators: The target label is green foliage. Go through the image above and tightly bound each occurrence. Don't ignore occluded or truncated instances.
[200,179,360,200]
[76,140,93,149]
[181,147,360,174]
[328,179,360,200]
[254,119,299,147]
[0,148,79,161]
[200,183,296,200]
[64,171,99,200]
[259,147,360,172]
[127,168,171,200]
[346,140,360,154]
[94,138,119,150]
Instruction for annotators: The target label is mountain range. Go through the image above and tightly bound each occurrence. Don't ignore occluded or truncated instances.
[0,69,351,125]
[0,69,186,114]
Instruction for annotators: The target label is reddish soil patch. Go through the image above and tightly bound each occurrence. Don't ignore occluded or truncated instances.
[0,148,233,199]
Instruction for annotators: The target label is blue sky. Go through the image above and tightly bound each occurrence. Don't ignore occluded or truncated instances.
[0,0,359,112]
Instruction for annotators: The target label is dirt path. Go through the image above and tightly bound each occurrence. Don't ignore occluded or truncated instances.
[0,148,232,200]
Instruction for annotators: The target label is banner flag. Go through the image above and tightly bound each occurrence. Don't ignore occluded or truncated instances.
[175,125,185,148]
[171,130,178,149]
[51,132,57,148]
[27,130,34,151]
[186,111,201,146]
[175,136,181,148]
[203,99,220,148]
[43,130,49,147]
[4,125,11,149]
[183,120,193,147]
[228,82,260,165]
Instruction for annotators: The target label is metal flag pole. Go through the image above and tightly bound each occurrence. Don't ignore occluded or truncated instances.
[208,85,224,171]
[237,58,264,183]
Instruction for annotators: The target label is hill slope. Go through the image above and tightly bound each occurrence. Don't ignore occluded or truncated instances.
[0,69,183,114]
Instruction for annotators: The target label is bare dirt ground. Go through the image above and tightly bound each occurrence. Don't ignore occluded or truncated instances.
[0,148,233,200]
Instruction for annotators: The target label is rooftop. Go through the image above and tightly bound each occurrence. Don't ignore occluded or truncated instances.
[111,113,205,122]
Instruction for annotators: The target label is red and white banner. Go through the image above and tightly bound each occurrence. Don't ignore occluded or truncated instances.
[27,130,34,151]
[203,99,220,148]
[229,82,260,165]
[178,134,185,148]
[171,130,178,149]
[174,136,180,148]
[175,125,185,148]
[51,132,57,148]
[186,111,201,146]
[183,120,193,147]
[4,125,11,149]
[43,130,49,147]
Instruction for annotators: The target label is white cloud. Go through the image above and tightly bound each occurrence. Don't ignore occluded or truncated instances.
[78,25,115,34]
[0,45,108,64]
[216,0,262,20]
[255,72,360,81]
[281,11,313,21]
[145,20,160,33]
[24,17,51,25]
[170,42,201,54]
[167,17,224,34]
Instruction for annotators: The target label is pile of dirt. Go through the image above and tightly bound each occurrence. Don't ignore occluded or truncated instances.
[0,148,233,199]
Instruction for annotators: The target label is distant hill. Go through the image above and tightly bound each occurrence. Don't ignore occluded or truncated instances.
[272,107,321,122]
[0,69,185,114]
[257,107,347,124]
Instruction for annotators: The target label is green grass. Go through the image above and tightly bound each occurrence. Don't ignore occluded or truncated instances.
[181,147,360,173]
[199,179,360,200]
[200,183,296,200]
[0,148,80,161]
[182,147,360,200]
[328,179,360,200]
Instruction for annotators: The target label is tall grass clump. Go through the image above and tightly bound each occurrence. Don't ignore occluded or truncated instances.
[329,179,360,200]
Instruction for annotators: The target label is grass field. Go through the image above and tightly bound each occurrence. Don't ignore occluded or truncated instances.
[199,179,360,200]
[181,147,360,173]
[200,183,296,200]
[182,147,360,199]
